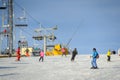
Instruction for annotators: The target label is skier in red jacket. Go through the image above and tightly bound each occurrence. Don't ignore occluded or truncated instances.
[16,47,21,61]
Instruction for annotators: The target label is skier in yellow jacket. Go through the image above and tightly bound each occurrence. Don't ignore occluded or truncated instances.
[107,50,111,61]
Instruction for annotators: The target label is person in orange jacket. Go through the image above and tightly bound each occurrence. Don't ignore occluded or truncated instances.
[16,47,21,61]
[25,48,30,57]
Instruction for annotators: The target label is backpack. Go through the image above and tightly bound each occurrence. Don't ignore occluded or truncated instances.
[96,54,99,59]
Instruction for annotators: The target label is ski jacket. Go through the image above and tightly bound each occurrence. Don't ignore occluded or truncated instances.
[92,51,98,58]
[40,51,44,57]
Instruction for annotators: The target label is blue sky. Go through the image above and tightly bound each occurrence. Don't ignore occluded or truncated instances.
[0,0,120,54]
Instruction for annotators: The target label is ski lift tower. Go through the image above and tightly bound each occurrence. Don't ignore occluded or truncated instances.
[33,26,57,55]
[8,0,14,56]
[0,0,14,56]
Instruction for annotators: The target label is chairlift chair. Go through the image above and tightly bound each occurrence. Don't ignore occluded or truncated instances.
[15,8,28,27]
[0,6,6,9]
[0,0,7,10]
[15,23,28,27]
[32,36,43,40]
[15,17,28,27]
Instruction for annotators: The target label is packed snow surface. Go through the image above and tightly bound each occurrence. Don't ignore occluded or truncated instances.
[0,54,120,80]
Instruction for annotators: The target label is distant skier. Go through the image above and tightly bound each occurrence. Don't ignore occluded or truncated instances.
[39,50,44,62]
[25,48,30,57]
[16,47,21,61]
[118,48,120,56]
[71,48,78,61]
[90,48,99,69]
[61,47,67,57]
[107,50,111,61]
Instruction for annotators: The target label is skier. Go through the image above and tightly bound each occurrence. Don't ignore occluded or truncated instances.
[90,48,99,69]
[71,48,78,61]
[107,50,111,61]
[39,50,44,62]
[25,48,30,57]
[16,47,21,61]
[61,47,67,57]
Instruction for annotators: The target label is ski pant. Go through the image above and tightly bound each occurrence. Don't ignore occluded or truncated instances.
[71,54,76,61]
[39,57,44,62]
[107,56,111,61]
[91,58,97,67]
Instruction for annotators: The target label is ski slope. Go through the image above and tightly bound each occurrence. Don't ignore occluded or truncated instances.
[0,54,120,80]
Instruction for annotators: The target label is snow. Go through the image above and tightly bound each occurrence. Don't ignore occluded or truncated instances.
[0,54,120,80]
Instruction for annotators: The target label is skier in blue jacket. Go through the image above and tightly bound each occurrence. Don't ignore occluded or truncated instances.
[90,48,99,69]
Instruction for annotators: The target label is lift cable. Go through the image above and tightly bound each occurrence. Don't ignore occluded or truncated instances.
[66,25,80,47]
